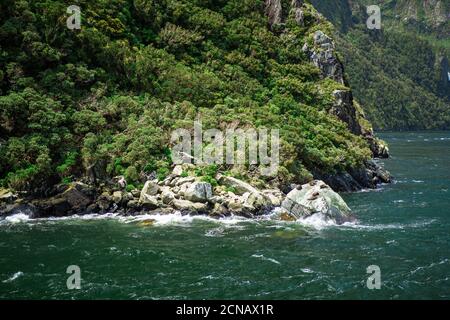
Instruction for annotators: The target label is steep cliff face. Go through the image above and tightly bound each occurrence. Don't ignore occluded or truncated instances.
[264,0,387,158]
[308,0,450,130]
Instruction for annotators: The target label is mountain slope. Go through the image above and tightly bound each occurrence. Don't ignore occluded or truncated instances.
[0,0,387,194]
[311,0,450,130]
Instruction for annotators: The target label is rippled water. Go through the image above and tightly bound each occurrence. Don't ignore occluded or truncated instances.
[0,132,449,299]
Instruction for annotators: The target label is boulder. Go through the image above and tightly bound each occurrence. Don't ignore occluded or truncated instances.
[140,180,159,202]
[0,189,16,203]
[281,180,353,224]
[218,176,259,195]
[112,191,123,204]
[210,203,228,217]
[172,165,183,176]
[176,177,195,186]
[161,189,175,205]
[0,202,39,218]
[30,184,93,217]
[126,199,140,209]
[173,199,207,212]
[262,189,283,206]
[184,182,213,203]
[140,194,159,210]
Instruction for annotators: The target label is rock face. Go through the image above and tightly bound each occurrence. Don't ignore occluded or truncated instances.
[301,28,391,164]
[317,160,392,192]
[184,182,212,203]
[332,90,362,135]
[265,0,283,27]
[29,183,94,217]
[282,180,354,224]
[303,31,346,85]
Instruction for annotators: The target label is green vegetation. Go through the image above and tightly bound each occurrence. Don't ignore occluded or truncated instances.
[312,0,450,130]
[0,0,373,192]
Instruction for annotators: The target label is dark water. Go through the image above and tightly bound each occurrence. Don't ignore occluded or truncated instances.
[0,132,449,300]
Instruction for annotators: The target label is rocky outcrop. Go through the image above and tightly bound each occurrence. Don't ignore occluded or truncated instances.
[265,0,307,28]
[291,0,305,26]
[332,90,362,135]
[302,28,391,161]
[302,31,346,85]
[33,183,94,217]
[265,0,283,28]
[316,160,392,192]
[282,180,354,224]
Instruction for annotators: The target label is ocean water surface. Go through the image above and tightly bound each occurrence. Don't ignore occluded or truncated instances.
[0,132,449,299]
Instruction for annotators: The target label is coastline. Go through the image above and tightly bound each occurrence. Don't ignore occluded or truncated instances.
[0,159,391,223]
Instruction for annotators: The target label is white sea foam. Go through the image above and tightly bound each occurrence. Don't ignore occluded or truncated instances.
[342,219,437,231]
[301,268,314,273]
[251,254,281,265]
[0,205,437,234]
[3,271,24,283]
[295,213,341,230]
[2,213,31,224]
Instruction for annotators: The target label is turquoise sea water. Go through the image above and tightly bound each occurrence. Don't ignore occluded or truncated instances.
[0,132,449,300]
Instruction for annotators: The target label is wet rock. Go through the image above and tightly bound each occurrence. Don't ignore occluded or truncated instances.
[210,203,228,217]
[28,184,93,217]
[279,212,296,221]
[138,219,156,227]
[126,199,140,209]
[282,180,354,224]
[0,202,39,218]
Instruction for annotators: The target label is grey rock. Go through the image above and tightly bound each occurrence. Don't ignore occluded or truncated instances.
[172,165,183,176]
[265,0,283,27]
[184,182,213,203]
[173,199,207,212]
[218,176,259,195]
[140,181,159,203]
[140,194,159,210]
[176,177,195,186]
[282,180,353,224]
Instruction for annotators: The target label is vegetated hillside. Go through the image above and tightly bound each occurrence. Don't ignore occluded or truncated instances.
[311,0,450,130]
[0,0,382,193]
